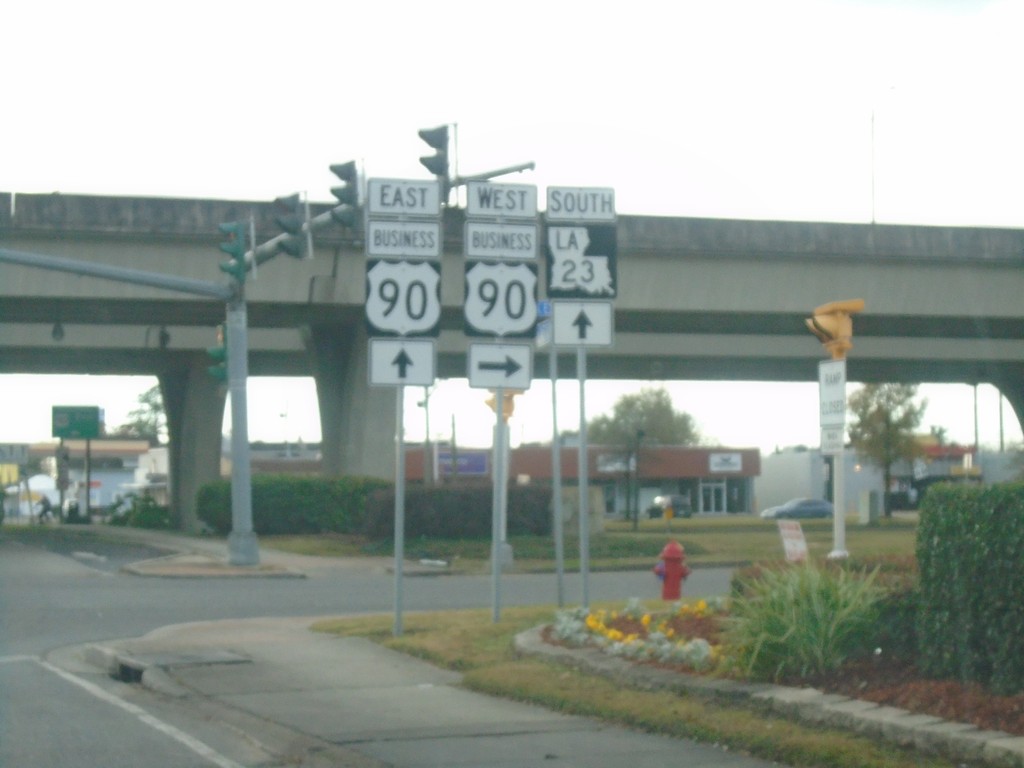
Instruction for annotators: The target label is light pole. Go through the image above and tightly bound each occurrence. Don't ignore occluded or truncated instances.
[631,429,645,531]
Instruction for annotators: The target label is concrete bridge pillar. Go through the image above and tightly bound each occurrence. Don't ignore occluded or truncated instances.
[303,323,396,479]
[992,375,1024,448]
[159,358,226,532]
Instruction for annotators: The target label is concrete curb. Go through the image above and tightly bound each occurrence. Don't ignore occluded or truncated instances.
[120,553,306,578]
[514,625,1024,768]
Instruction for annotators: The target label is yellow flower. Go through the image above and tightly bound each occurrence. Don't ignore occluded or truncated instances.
[641,614,652,628]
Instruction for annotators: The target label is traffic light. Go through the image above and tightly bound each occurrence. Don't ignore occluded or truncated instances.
[806,298,865,360]
[329,160,359,227]
[218,221,248,283]
[418,125,449,179]
[206,324,228,381]
[485,390,520,422]
[273,193,307,258]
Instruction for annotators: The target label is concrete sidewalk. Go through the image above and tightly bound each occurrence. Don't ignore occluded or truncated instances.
[73,616,777,768]
[70,524,457,578]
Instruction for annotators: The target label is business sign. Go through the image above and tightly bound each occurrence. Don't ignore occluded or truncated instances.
[0,444,28,464]
[365,259,441,336]
[52,406,103,439]
[709,453,743,473]
[437,450,489,476]
[366,220,441,259]
[465,222,538,260]
[818,359,847,429]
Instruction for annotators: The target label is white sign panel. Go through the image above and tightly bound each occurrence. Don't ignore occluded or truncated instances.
[546,225,617,298]
[464,261,538,337]
[778,520,808,563]
[467,182,537,218]
[465,222,538,260]
[818,359,847,429]
[821,426,845,455]
[468,343,533,389]
[366,220,441,259]
[545,186,616,222]
[709,453,743,473]
[366,178,441,217]
[365,260,441,336]
[551,300,613,347]
[369,338,436,387]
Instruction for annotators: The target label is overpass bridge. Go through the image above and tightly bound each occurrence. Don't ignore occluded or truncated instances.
[3,191,1023,529]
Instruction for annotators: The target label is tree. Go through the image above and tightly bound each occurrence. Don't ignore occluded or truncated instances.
[587,387,701,447]
[587,387,701,528]
[847,383,926,518]
[107,385,166,445]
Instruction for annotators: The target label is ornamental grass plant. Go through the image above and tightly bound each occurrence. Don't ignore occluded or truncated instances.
[722,562,883,682]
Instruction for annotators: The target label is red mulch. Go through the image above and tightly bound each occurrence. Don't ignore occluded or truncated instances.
[547,612,1024,736]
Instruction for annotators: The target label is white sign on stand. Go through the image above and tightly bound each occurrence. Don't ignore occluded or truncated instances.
[467,343,533,390]
[551,300,613,347]
[821,426,845,455]
[369,339,436,387]
[818,359,847,429]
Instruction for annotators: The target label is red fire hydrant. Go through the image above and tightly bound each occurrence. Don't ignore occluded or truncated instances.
[654,540,691,600]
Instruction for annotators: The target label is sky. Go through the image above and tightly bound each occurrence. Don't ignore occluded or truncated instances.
[3,0,1023,454]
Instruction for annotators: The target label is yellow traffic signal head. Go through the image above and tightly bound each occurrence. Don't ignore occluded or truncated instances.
[806,298,865,360]
[484,390,522,422]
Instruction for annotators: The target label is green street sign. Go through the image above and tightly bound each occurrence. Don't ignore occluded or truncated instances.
[52,406,104,439]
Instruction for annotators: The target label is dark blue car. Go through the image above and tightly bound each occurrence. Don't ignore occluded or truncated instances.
[760,498,834,519]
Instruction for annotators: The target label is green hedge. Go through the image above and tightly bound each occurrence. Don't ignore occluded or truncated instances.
[916,483,1024,694]
[196,474,390,536]
[363,483,553,540]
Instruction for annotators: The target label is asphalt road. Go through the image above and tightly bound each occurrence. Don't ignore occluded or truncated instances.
[0,528,737,767]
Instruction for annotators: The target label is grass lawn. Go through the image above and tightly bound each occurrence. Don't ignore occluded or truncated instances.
[313,600,949,768]
[265,514,919,571]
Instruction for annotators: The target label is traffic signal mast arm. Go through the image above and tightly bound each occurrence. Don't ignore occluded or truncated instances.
[805,298,865,360]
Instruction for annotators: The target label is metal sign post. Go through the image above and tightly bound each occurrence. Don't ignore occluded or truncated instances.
[545,186,616,610]
[576,347,591,609]
[819,358,848,558]
[393,387,406,636]
[364,177,442,637]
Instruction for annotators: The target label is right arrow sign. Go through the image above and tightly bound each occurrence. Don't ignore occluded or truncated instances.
[468,343,533,389]
[551,300,614,347]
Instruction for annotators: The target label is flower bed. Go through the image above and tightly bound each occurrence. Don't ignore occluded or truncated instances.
[551,597,726,672]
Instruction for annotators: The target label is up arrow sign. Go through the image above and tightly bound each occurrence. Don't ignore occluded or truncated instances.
[392,349,413,378]
[552,301,614,347]
[572,310,593,339]
[369,339,436,387]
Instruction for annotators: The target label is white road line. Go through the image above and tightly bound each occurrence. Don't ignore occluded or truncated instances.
[37,659,245,768]
[0,655,37,664]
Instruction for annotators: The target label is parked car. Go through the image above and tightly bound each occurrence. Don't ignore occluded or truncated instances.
[647,494,692,519]
[760,498,833,519]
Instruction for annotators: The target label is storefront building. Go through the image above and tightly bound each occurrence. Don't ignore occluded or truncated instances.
[405,444,761,516]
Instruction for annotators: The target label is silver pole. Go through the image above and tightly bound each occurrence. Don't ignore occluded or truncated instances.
[226,296,258,566]
[550,346,565,606]
[491,385,506,622]
[577,348,590,609]
[394,386,406,636]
